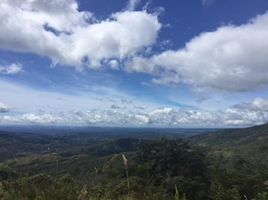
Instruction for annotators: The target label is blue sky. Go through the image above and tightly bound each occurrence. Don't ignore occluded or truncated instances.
[0,0,268,127]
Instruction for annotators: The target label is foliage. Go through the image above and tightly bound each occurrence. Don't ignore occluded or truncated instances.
[1,123,268,199]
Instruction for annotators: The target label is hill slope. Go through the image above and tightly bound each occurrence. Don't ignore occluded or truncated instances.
[190,123,268,158]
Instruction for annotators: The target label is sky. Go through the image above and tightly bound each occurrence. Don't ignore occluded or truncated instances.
[1,0,268,127]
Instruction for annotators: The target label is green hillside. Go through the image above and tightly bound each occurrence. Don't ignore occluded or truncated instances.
[190,123,268,158]
[1,125,268,200]
[188,123,268,200]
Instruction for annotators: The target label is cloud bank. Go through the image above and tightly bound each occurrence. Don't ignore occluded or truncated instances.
[1,98,268,127]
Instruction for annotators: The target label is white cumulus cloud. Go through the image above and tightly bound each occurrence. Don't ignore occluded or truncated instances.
[0,0,161,69]
[20,113,61,124]
[0,63,23,75]
[0,102,10,113]
[127,12,268,92]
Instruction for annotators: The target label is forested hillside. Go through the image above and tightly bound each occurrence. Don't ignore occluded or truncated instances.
[0,125,268,200]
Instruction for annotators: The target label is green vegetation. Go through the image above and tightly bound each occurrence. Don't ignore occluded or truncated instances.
[1,124,268,199]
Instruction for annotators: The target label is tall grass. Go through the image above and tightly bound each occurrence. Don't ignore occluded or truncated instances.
[175,185,187,200]
[122,154,130,192]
